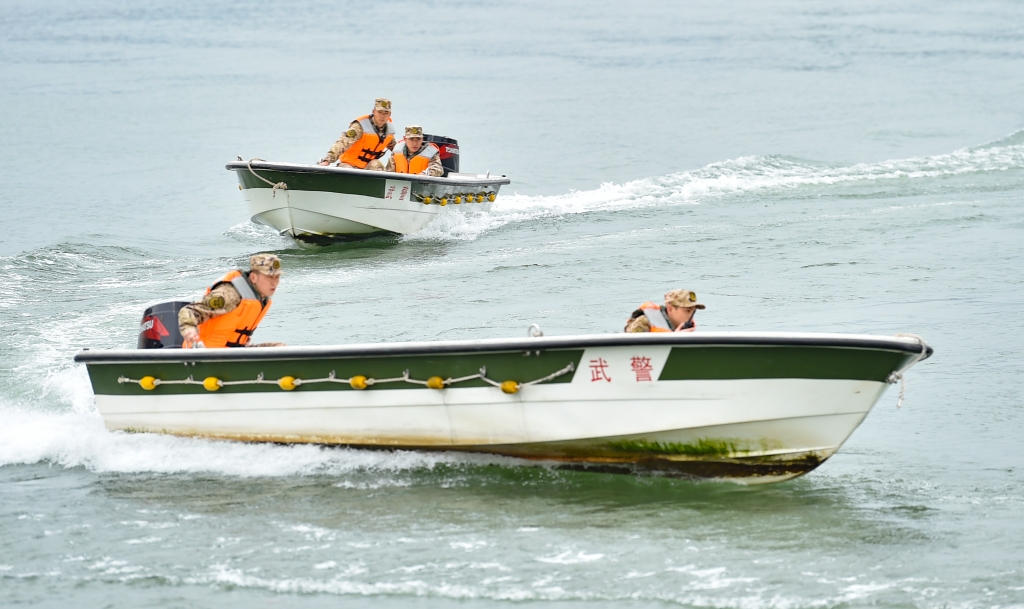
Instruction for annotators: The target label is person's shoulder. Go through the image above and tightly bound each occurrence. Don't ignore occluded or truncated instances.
[343,121,362,138]
[208,279,242,300]
[425,142,440,155]
[624,314,650,333]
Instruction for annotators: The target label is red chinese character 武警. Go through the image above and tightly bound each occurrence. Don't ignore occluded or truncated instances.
[630,356,653,382]
[589,358,612,382]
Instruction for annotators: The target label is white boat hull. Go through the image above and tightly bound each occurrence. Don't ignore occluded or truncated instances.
[94,377,882,483]
[77,333,930,483]
[227,161,509,244]
[245,188,440,238]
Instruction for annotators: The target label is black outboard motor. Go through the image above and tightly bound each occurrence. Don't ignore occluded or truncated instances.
[138,301,188,349]
[423,134,459,177]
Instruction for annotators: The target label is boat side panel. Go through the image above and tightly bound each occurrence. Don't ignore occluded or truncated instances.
[235,168,505,201]
[82,343,910,396]
[237,168,382,197]
[84,350,585,396]
[228,162,509,187]
[660,345,914,382]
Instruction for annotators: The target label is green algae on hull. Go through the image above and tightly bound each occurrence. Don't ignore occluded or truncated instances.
[607,438,748,458]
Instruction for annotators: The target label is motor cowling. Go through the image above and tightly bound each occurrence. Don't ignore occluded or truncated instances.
[423,134,459,177]
[138,301,188,349]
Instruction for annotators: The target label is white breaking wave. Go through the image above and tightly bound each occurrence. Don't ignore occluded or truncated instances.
[223,220,294,249]
[0,402,525,476]
[408,133,1024,242]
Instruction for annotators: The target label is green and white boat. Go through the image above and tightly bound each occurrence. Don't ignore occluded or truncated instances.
[227,159,510,246]
[74,332,931,484]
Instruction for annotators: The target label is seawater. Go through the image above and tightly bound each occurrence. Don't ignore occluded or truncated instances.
[2,1,1023,607]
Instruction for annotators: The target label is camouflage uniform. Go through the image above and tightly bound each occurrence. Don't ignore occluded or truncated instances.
[320,98,393,171]
[624,289,706,333]
[178,254,284,347]
[385,125,444,177]
[624,314,654,333]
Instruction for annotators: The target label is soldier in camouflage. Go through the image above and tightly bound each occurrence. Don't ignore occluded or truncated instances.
[179,254,285,348]
[624,289,706,333]
[318,98,396,170]
[386,125,444,176]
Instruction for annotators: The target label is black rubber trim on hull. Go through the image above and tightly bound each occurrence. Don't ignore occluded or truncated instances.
[225,161,511,188]
[74,333,932,364]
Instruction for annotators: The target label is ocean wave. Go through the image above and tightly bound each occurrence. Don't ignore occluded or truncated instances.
[176,562,947,606]
[0,402,527,476]
[408,134,1024,242]
[222,221,294,249]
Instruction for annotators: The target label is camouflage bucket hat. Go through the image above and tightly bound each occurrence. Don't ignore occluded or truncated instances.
[250,254,282,277]
[374,98,392,112]
[665,289,705,309]
[404,125,424,138]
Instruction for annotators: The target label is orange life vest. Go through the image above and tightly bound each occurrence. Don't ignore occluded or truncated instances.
[392,141,439,174]
[634,302,673,332]
[183,270,271,348]
[339,115,396,168]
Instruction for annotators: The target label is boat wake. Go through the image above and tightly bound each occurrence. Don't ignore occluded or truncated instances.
[408,129,1024,242]
[0,399,527,479]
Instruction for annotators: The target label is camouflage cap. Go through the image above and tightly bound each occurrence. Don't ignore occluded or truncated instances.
[665,289,705,309]
[404,125,424,138]
[374,98,392,112]
[249,254,282,277]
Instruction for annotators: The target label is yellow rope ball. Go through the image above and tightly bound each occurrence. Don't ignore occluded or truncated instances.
[202,377,222,392]
[440,197,448,206]
[139,376,158,391]
[426,376,445,390]
[454,195,462,204]
[278,376,297,391]
[350,375,368,390]
[488,193,496,202]
[500,380,520,394]
[476,194,484,203]
[422,196,432,205]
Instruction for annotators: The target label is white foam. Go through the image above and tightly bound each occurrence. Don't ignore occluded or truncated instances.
[223,221,294,248]
[0,401,529,478]
[535,550,606,564]
[405,138,1024,243]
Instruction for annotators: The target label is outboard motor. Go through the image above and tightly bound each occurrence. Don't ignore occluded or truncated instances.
[423,134,459,177]
[138,301,188,349]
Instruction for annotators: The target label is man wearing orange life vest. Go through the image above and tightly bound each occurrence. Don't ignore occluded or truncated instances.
[386,125,444,176]
[318,98,397,170]
[178,254,284,348]
[624,289,705,333]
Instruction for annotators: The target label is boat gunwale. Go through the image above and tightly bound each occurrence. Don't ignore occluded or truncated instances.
[226,161,511,187]
[73,332,932,364]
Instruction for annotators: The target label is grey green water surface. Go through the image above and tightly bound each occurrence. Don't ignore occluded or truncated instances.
[2,1,1023,607]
